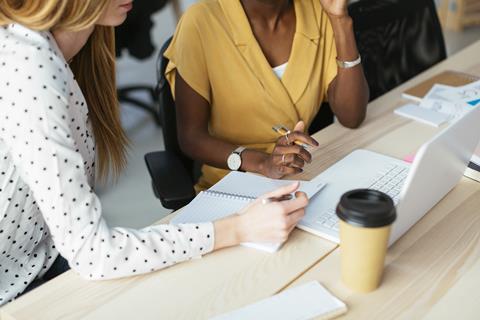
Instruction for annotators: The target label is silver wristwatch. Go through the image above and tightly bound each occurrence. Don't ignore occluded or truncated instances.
[227,146,246,171]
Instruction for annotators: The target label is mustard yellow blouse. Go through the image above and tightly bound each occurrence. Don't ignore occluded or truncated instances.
[165,0,338,191]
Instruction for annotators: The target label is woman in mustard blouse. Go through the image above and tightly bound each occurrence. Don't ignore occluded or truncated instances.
[165,0,369,191]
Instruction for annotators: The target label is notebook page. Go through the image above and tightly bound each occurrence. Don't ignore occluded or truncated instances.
[171,192,282,253]
[211,281,347,320]
[171,191,249,224]
[210,172,325,199]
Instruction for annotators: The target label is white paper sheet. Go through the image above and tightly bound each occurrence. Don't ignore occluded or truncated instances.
[211,281,347,320]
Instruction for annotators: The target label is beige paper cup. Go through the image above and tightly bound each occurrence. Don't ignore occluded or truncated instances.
[336,189,396,293]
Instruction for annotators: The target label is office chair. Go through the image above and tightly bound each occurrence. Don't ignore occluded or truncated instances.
[144,37,197,211]
[115,0,175,126]
[349,0,447,101]
[309,0,446,133]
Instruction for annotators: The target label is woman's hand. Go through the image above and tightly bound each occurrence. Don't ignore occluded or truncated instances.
[260,121,318,179]
[319,0,349,18]
[213,182,308,249]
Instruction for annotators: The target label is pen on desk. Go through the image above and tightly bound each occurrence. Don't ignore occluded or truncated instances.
[272,125,310,149]
[262,193,294,205]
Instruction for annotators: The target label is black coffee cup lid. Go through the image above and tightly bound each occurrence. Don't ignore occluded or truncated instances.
[336,189,396,228]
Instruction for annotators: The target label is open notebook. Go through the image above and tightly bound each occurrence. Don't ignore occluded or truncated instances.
[171,172,326,252]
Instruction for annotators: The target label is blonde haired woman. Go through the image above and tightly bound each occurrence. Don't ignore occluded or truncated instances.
[0,0,308,304]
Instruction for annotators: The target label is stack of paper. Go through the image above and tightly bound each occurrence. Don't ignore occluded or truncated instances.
[397,79,480,180]
[402,70,479,102]
[429,82,480,179]
[437,81,480,107]
[396,80,480,126]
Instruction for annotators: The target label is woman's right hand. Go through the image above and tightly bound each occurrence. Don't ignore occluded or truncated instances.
[260,121,319,179]
[236,182,308,244]
[213,181,308,251]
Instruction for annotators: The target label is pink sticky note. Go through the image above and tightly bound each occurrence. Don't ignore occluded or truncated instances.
[404,154,416,163]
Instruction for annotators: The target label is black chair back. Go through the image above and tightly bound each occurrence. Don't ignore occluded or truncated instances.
[144,37,197,209]
[349,0,447,101]
[115,0,168,58]
[310,0,446,133]
[156,37,196,181]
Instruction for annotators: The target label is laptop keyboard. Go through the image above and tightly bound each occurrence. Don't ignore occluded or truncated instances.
[368,164,408,204]
[314,163,408,232]
[315,208,339,231]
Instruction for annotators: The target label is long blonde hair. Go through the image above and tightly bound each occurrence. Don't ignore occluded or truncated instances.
[0,0,128,179]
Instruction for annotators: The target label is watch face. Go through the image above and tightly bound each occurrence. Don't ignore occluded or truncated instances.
[227,153,242,171]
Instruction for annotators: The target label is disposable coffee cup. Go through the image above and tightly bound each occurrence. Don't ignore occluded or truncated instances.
[336,189,396,293]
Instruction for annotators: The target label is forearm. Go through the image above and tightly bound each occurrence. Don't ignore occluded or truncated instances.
[328,15,369,128]
[180,131,269,174]
[213,215,242,250]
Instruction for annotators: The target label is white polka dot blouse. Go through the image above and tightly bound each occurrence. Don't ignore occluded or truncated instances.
[0,24,214,305]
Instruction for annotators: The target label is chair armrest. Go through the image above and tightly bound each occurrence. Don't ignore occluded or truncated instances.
[144,151,196,210]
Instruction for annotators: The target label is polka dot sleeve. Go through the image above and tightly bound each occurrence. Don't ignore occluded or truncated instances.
[0,29,215,280]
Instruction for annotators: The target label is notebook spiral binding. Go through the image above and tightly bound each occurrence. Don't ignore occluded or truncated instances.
[203,190,256,202]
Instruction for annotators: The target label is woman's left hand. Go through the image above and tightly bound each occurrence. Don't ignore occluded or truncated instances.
[319,0,349,18]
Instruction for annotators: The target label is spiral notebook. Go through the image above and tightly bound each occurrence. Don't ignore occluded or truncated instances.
[171,172,327,252]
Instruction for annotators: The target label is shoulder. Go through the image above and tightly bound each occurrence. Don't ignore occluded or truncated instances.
[0,24,72,98]
[1,24,62,63]
[0,24,77,128]
[177,0,224,32]
[182,0,222,20]
[167,0,224,55]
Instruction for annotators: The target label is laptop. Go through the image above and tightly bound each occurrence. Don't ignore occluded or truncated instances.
[298,106,480,245]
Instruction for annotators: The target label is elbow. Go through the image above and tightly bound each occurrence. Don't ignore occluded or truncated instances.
[329,87,369,129]
[340,119,362,129]
[68,252,107,281]
[70,262,104,281]
[341,121,361,130]
[344,92,369,129]
[338,106,367,129]
[341,112,366,129]
[76,271,104,281]
[178,132,198,160]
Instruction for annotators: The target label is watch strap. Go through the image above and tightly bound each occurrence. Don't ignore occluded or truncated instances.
[234,146,246,155]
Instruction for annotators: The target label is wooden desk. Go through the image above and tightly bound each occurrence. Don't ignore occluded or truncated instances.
[2,41,480,320]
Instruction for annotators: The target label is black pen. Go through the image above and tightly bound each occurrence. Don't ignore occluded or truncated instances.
[261,194,294,205]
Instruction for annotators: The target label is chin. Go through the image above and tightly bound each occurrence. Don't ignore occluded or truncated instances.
[113,14,128,26]
[100,14,128,27]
